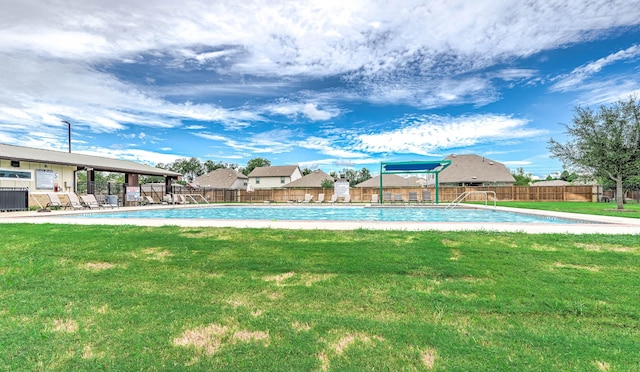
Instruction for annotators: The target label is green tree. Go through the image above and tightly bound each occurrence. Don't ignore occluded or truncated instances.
[560,170,578,182]
[512,167,532,186]
[170,157,204,182]
[242,157,271,176]
[332,167,372,187]
[548,96,640,209]
[301,167,312,176]
[357,167,372,185]
[320,178,334,188]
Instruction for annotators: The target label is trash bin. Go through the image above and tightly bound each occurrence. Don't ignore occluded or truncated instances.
[106,195,118,206]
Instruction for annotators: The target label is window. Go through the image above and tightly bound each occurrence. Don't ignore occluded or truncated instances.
[280,176,285,184]
[0,169,32,180]
[256,177,260,184]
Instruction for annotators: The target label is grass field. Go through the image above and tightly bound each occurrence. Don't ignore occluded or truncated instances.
[1,221,639,370]
[491,201,640,218]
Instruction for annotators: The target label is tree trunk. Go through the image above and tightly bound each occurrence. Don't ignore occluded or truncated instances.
[616,179,624,210]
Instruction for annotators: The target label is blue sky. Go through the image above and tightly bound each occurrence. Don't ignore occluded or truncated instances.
[1,1,639,179]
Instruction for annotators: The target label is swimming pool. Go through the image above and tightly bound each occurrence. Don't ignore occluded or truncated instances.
[75,205,589,224]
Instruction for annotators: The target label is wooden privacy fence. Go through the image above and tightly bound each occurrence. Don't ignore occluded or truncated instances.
[234,185,598,203]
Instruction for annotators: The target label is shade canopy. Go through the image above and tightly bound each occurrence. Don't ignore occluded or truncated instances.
[382,160,451,173]
[379,160,451,204]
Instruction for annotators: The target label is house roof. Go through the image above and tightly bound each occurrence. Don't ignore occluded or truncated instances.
[0,143,182,177]
[438,154,515,184]
[355,174,421,188]
[283,169,334,188]
[193,168,247,189]
[247,165,300,178]
[532,180,571,186]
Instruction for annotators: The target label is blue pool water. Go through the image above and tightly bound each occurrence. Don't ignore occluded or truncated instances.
[75,206,587,224]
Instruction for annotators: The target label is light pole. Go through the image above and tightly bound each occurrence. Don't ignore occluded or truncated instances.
[61,120,71,153]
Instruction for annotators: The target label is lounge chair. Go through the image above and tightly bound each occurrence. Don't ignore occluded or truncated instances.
[80,194,102,209]
[314,193,325,203]
[422,190,433,204]
[327,194,338,203]
[301,194,313,203]
[382,192,392,204]
[81,194,117,209]
[393,194,404,205]
[370,194,379,203]
[143,196,158,205]
[172,194,186,204]
[340,194,351,203]
[408,192,419,204]
[46,193,63,209]
[163,194,172,204]
[97,194,118,208]
[65,193,86,210]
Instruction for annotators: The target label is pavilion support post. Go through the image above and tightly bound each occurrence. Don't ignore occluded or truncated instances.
[125,173,139,187]
[435,172,440,204]
[379,163,383,204]
[87,169,95,195]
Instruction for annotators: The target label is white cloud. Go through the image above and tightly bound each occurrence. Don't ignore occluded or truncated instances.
[301,136,367,158]
[301,103,334,121]
[1,0,637,124]
[76,147,183,166]
[551,45,640,92]
[264,101,340,121]
[194,129,295,155]
[354,114,545,155]
[1,0,639,170]
[571,79,640,106]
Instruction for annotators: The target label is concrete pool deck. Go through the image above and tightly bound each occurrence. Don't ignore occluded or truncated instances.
[1,204,640,234]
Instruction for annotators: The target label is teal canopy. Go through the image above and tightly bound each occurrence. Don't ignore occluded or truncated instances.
[379,160,451,203]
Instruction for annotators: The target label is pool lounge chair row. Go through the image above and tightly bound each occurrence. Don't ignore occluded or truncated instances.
[46,193,118,210]
[381,190,433,205]
[161,194,198,204]
[296,193,351,203]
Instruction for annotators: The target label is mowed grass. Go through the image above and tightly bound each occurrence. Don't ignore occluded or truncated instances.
[491,201,640,218]
[1,224,639,370]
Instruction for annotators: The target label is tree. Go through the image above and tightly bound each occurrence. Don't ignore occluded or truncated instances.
[242,157,271,176]
[331,167,373,187]
[320,179,334,188]
[560,170,578,182]
[511,167,532,186]
[548,96,640,209]
[170,157,204,182]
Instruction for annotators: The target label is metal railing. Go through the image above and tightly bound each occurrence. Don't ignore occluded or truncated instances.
[184,194,209,204]
[446,191,496,210]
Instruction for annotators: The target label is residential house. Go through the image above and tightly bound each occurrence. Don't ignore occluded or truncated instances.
[194,168,248,190]
[355,174,421,188]
[532,180,571,186]
[283,169,334,188]
[247,165,302,189]
[436,154,515,186]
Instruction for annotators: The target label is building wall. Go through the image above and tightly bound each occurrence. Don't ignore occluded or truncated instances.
[0,159,76,193]
[250,176,291,189]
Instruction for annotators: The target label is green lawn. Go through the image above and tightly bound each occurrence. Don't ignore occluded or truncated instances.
[1,223,639,370]
[487,200,640,218]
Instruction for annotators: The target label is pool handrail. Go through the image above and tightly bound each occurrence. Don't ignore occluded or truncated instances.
[446,191,496,210]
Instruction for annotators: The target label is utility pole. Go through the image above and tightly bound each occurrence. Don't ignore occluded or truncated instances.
[61,120,71,152]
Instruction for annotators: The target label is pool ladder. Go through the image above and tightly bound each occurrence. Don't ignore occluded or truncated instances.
[446,191,496,210]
